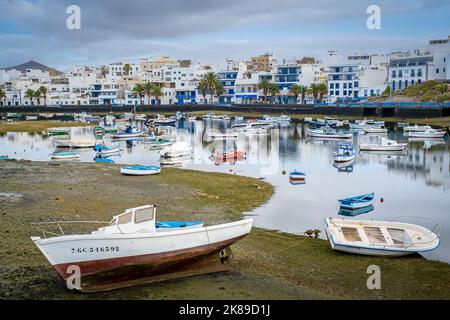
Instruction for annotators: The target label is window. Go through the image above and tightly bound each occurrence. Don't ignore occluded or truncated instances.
[418,69,423,77]
[398,70,403,78]
[343,83,347,89]
[118,212,133,224]
[335,83,340,89]
[343,90,347,96]
[354,82,359,88]
[391,70,396,78]
[436,68,440,74]
[330,83,334,89]
[135,208,154,224]
[410,69,415,77]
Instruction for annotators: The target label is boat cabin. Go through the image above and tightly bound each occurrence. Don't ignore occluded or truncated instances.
[93,205,157,235]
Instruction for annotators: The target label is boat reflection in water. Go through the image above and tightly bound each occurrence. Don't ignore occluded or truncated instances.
[333,159,355,172]
[338,205,374,217]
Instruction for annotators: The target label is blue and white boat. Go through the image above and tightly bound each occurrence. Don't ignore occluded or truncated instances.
[94,144,121,155]
[51,152,80,160]
[333,144,356,163]
[0,155,9,161]
[120,165,161,176]
[338,193,375,210]
[94,155,115,164]
[111,126,142,139]
[338,205,374,217]
[156,221,204,230]
[289,170,306,183]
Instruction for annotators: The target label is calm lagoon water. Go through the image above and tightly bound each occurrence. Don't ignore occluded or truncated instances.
[1,119,449,263]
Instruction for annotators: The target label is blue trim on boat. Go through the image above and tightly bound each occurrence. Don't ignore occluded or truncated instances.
[121,166,161,171]
[156,221,203,228]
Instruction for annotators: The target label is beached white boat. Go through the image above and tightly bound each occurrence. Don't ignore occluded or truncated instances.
[50,152,80,160]
[407,128,446,139]
[261,115,291,123]
[325,218,440,257]
[160,141,192,158]
[31,205,253,292]
[47,128,71,136]
[359,138,407,152]
[120,166,161,176]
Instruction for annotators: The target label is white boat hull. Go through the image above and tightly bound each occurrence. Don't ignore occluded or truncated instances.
[120,168,161,175]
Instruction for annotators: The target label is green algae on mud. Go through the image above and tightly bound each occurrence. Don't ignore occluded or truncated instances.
[0,121,93,134]
[0,160,449,300]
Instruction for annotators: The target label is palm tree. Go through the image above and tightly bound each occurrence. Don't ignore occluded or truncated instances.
[317,83,328,102]
[308,83,320,103]
[151,85,164,105]
[215,82,225,99]
[39,86,48,106]
[268,83,280,104]
[132,83,145,106]
[201,72,221,104]
[25,89,35,106]
[142,82,155,106]
[0,88,6,106]
[198,81,208,105]
[289,84,302,104]
[299,85,308,104]
[33,89,42,105]
[258,79,271,103]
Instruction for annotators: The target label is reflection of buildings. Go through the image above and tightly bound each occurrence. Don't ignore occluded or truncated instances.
[379,144,450,190]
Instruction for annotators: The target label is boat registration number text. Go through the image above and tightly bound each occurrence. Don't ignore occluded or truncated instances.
[71,246,120,254]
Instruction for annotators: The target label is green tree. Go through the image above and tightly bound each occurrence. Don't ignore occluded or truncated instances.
[0,88,6,106]
[132,83,145,106]
[200,72,221,104]
[33,89,42,105]
[299,85,308,104]
[198,81,208,105]
[258,79,271,103]
[151,85,164,105]
[317,83,328,102]
[25,89,35,106]
[308,83,320,102]
[268,83,280,103]
[39,86,48,106]
[289,84,302,104]
[142,82,155,106]
[383,85,392,97]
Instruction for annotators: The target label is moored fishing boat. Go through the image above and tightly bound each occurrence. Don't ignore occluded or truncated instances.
[111,126,143,139]
[160,141,192,158]
[403,125,431,132]
[31,205,253,292]
[120,165,161,175]
[53,138,97,149]
[325,218,440,257]
[0,155,9,161]
[407,128,446,139]
[359,138,407,152]
[207,131,239,139]
[94,144,121,155]
[51,152,80,160]
[148,139,175,149]
[333,144,356,163]
[47,128,71,136]
[338,192,374,210]
[289,170,306,182]
[363,127,388,134]
[305,127,352,139]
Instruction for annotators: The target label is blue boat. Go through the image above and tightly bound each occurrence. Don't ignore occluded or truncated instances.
[0,155,9,161]
[289,170,306,183]
[94,144,121,155]
[338,192,375,210]
[120,165,161,176]
[333,144,356,163]
[94,155,115,164]
[338,205,374,217]
[156,221,204,229]
[111,126,142,139]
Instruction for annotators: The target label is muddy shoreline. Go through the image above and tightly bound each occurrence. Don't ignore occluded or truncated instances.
[0,160,449,299]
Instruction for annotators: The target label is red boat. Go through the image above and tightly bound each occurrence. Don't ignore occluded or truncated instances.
[211,149,246,164]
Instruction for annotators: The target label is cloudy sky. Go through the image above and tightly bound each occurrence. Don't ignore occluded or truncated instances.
[1,0,449,70]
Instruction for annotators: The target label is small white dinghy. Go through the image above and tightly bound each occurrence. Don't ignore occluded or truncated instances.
[51,152,80,160]
[325,218,440,257]
[407,128,446,139]
[120,165,161,176]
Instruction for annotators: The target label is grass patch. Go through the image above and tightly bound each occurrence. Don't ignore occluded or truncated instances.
[0,121,93,134]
